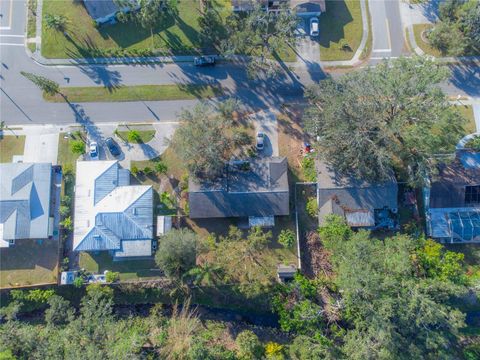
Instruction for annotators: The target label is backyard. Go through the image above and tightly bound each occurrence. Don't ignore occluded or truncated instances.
[41,0,231,59]
[318,0,364,61]
[0,135,25,163]
[0,239,59,288]
[79,252,161,281]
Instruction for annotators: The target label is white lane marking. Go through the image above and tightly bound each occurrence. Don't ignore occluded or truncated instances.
[386,19,392,50]
[373,49,391,53]
[370,56,399,60]
[0,27,12,30]
[0,43,24,46]
[0,34,24,37]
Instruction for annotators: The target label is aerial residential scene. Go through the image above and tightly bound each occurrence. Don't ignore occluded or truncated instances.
[0,0,479,358]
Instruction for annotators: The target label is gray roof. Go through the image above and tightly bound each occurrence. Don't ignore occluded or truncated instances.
[189,157,289,218]
[73,161,153,256]
[83,0,120,20]
[0,163,52,241]
[316,160,398,225]
[429,150,480,209]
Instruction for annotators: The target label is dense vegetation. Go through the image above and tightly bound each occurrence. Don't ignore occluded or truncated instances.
[304,57,465,185]
[2,216,480,359]
[428,0,480,56]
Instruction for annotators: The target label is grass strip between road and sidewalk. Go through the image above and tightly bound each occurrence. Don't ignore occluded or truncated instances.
[44,84,223,103]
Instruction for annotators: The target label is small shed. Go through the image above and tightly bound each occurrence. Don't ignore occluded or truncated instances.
[277,264,297,283]
[157,216,173,236]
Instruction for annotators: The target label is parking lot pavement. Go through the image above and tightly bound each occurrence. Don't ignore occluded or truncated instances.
[23,133,59,164]
[251,110,279,158]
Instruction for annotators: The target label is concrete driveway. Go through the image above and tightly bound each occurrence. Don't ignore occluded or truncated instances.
[83,122,178,168]
[250,110,279,158]
[22,132,59,164]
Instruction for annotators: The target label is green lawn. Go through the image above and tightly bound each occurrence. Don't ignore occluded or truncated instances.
[413,24,443,57]
[318,0,364,61]
[0,239,59,288]
[44,84,223,102]
[0,135,25,163]
[455,105,477,135]
[117,129,156,144]
[79,252,161,281]
[57,131,84,172]
[41,0,231,59]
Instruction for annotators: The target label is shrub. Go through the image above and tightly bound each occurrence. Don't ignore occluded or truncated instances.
[70,140,85,155]
[155,161,168,174]
[143,166,154,175]
[127,130,141,143]
[265,342,284,359]
[106,271,120,283]
[131,165,139,176]
[59,205,70,217]
[301,156,316,182]
[236,330,264,360]
[306,197,318,217]
[465,136,480,150]
[60,216,73,231]
[73,277,84,288]
[278,229,295,248]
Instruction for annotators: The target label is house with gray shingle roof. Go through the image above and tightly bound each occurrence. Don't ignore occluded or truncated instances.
[73,160,153,259]
[0,163,53,247]
[425,150,480,243]
[82,0,139,25]
[316,160,398,229]
[188,157,289,225]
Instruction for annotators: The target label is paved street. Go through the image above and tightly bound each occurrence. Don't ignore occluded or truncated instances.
[0,0,479,126]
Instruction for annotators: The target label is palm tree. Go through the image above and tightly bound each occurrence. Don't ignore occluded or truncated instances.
[44,13,67,33]
[184,262,223,286]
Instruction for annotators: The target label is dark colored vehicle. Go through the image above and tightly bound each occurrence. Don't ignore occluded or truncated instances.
[105,137,121,157]
[194,56,216,67]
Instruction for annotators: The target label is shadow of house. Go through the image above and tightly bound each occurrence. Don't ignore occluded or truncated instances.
[448,62,480,98]
[317,0,353,48]
[316,160,398,229]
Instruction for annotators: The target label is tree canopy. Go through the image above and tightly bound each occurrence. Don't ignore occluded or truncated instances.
[155,228,198,278]
[428,0,480,56]
[221,3,298,78]
[304,57,465,185]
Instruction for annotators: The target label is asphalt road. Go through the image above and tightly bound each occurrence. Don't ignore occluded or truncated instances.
[0,0,479,126]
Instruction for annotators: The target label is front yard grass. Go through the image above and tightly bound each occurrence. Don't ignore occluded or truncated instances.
[413,24,443,57]
[454,105,477,135]
[57,131,84,172]
[0,135,25,163]
[318,0,364,61]
[44,84,223,102]
[27,0,37,39]
[117,129,156,144]
[79,252,161,281]
[41,0,231,59]
[0,239,59,288]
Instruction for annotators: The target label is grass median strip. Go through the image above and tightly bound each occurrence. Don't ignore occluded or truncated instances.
[44,84,223,103]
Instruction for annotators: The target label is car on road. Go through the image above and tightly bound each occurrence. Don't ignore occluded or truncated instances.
[256,132,265,151]
[194,56,216,67]
[105,137,121,157]
[89,142,99,160]
[310,17,319,37]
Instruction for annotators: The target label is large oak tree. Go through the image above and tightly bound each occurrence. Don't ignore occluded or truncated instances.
[304,57,465,185]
